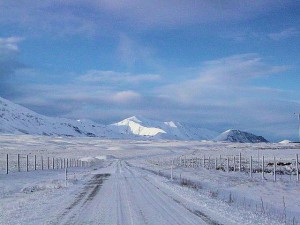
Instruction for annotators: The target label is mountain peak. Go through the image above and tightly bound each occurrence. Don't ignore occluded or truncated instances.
[111,115,217,140]
[0,97,267,142]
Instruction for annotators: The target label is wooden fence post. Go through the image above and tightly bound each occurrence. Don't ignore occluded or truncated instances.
[239,152,242,172]
[262,155,265,180]
[26,155,29,172]
[171,159,174,181]
[65,167,68,187]
[227,156,229,172]
[41,156,43,170]
[215,157,217,170]
[274,156,276,182]
[52,157,55,169]
[250,156,253,178]
[34,155,37,170]
[233,156,236,172]
[17,154,20,172]
[47,157,49,170]
[296,154,299,182]
[6,154,8,174]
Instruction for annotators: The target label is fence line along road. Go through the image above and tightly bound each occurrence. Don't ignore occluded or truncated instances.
[1,153,92,174]
[149,153,300,182]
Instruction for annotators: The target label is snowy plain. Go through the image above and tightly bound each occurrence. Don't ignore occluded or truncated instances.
[0,134,299,225]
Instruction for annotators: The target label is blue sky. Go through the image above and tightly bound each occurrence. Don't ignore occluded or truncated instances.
[0,0,300,141]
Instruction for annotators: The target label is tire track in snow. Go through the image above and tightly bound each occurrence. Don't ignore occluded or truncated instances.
[143,176,222,225]
[122,163,203,225]
[55,173,110,224]
[126,162,223,225]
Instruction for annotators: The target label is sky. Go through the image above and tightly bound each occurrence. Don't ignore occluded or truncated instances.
[0,0,300,141]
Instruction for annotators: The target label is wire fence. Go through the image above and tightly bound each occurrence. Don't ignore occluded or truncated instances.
[147,153,300,225]
[149,153,300,182]
[0,153,92,174]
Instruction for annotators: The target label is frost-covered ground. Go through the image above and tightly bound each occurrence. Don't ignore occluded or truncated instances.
[0,135,299,225]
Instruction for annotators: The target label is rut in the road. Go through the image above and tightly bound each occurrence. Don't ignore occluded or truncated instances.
[59,173,110,222]
[126,163,223,225]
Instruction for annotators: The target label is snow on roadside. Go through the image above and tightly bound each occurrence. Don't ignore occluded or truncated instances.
[0,166,103,225]
[133,158,300,224]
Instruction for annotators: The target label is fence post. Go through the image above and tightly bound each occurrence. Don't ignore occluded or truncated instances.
[296,154,299,182]
[26,155,29,172]
[67,158,69,168]
[239,152,242,172]
[52,157,55,169]
[273,156,276,182]
[227,156,229,172]
[34,155,37,170]
[215,157,217,170]
[203,155,205,168]
[6,154,8,174]
[208,156,211,170]
[171,159,174,181]
[65,167,68,187]
[250,156,252,178]
[41,156,43,170]
[47,157,49,170]
[262,155,265,180]
[17,154,20,172]
[233,156,236,172]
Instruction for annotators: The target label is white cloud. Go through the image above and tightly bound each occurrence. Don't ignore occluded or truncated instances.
[99,0,288,28]
[115,34,162,71]
[79,70,161,84]
[0,36,25,84]
[112,90,141,103]
[0,0,291,36]
[159,54,289,103]
[0,36,23,58]
[268,28,299,41]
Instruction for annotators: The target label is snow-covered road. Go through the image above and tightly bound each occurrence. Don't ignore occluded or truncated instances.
[0,158,288,225]
[53,160,220,225]
[1,136,298,225]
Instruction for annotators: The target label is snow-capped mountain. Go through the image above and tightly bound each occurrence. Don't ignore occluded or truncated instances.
[0,97,119,137]
[0,97,217,140]
[279,140,292,144]
[110,116,218,140]
[214,129,268,143]
[0,97,269,142]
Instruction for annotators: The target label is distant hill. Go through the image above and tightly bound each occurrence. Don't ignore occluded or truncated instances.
[0,97,119,138]
[214,129,268,143]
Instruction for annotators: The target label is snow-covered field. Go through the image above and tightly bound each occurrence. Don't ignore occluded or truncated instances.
[0,135,299,225]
